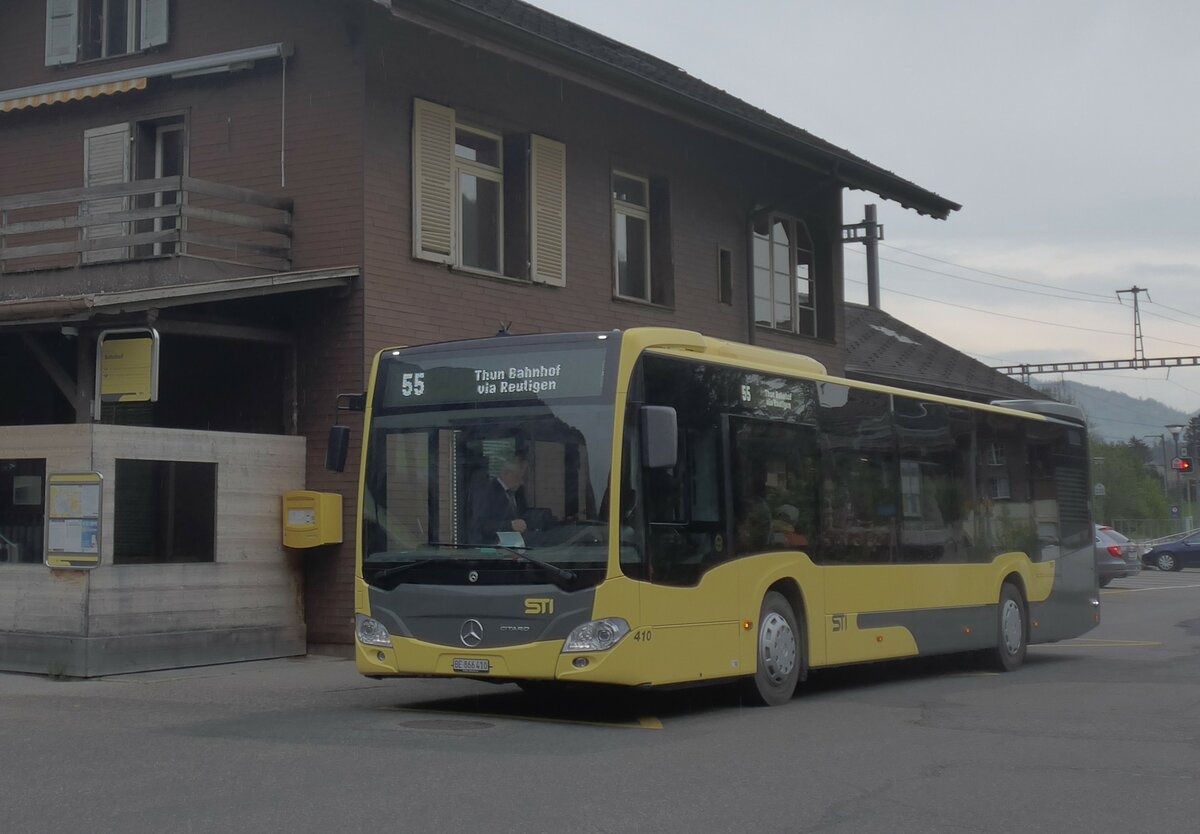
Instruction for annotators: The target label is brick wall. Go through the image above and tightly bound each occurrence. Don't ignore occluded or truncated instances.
[3,1,860,645]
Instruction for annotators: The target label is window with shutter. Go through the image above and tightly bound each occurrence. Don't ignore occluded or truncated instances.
[412,99,455,263]
[412,98,566,284]
[529,135,566,287]
[45,0,78,66]
[140,0,168,49]
[613,171,650,301]
[613,171,671,304]
[82,123,131,264]
[45,0,170,65]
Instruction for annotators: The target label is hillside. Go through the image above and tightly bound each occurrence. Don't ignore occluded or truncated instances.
[1035,380,1193,443]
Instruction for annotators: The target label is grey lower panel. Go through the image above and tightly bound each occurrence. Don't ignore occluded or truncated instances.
[858,606,997,655]
[0,625,306,678]
[855,561,1100,656]
[368,584,596,649]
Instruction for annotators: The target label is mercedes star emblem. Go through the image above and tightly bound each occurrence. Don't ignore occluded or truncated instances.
[460,619,484,647]
[468,570,479,583]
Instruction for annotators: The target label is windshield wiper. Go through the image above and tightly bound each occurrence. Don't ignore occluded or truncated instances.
[363,558,437,581]
[494,545,577,584]
[422,541,577,587]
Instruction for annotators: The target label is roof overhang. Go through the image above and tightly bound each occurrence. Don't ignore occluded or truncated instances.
[0,266,357,328]
[383,0,959,219]
[0,43,290,113]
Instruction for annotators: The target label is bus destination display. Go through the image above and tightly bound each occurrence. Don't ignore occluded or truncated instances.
[379,345,610,407]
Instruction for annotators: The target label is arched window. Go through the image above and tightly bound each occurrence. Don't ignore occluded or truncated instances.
[752,214,816,337]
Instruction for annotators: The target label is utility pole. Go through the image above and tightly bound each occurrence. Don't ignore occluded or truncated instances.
[1115,286,1151,368]
[843,204,884,309]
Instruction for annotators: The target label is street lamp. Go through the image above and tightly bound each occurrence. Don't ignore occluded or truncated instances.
[1166,424,1184,456]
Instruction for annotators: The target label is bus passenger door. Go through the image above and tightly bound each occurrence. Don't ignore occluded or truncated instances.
[631,421,742,685]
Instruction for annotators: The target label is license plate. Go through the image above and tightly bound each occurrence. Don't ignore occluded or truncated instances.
[452,658,490,673]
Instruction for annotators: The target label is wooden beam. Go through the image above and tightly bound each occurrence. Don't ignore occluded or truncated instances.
[152,319,296,345]
[19,332,87,420]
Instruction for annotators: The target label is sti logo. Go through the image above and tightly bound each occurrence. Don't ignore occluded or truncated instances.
[524,598,554,615]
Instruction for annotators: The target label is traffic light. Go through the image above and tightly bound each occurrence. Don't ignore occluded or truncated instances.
[1180,457,1193,474]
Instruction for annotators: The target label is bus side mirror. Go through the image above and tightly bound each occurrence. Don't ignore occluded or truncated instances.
[640,405,678,469]
[326,425,351,473]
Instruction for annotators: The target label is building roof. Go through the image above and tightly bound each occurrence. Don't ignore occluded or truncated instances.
[843,303,1046,403]
[393,0,960,219]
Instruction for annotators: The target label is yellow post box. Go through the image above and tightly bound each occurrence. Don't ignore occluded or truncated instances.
[282,490,343,548]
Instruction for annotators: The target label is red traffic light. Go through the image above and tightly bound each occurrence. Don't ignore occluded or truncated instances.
[1174,456,1193,473]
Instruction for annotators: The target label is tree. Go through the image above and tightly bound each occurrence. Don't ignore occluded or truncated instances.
[1127,435,1150,459]
[1185,415,1200,460]
[1089,438,1169,525]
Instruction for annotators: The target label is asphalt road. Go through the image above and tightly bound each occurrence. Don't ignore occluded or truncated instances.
[2,569,1198,834]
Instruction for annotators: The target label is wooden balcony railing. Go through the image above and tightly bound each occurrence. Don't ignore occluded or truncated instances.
[0,176,293,274]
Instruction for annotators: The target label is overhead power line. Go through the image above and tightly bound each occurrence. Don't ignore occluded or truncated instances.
[846,277,1200,351]
[845,245,1200,332]
[873,241,1113,300]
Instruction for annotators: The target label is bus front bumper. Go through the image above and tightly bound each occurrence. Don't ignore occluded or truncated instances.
[356,634,644,685]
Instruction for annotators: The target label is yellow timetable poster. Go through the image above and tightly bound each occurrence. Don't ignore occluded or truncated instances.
[45,472,103,569]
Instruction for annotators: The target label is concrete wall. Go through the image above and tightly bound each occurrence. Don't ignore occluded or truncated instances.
[0,424,308,676]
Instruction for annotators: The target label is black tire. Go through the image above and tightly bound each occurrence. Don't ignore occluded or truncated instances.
[744,591,803,706]
[990,583,1027,672]
[1098,576,1112,588]
[1154,551,1177,572]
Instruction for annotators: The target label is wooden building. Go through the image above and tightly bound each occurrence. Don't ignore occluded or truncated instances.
[0,0,957,675]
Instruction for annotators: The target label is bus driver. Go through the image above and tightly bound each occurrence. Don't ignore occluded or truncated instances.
[468,456,528,544]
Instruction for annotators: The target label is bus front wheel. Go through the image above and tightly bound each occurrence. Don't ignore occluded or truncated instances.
[990,583,1027,672]
[745,591,803,706]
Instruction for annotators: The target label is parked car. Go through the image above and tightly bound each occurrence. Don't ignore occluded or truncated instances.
[1094,525,1142,587]
[1142,534,1200,572]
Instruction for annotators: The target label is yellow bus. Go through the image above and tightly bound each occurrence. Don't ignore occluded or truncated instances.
[330,328,1098,705]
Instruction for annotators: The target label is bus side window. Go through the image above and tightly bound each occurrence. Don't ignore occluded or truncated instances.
[894,398,972,563]
[817,388,896,564]
[730,417,819,557]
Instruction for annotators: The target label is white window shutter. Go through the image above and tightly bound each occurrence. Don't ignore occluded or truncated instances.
[45,0,78,66]
[82,123,132,263]
[529,134,566,286]
[412,98,455,263]
[140,0,170,49]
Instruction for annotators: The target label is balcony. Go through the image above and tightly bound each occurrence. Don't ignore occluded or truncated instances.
[0,176,293,299]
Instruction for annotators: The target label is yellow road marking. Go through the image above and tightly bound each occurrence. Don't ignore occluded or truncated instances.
[1104,583,1200,595]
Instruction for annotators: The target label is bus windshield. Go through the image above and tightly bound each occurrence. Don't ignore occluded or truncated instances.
[361,335,618,590]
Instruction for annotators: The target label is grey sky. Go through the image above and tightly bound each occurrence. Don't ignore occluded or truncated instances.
[527,0,1200,415]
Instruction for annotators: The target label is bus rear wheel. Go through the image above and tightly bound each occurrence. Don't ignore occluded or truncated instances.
[990,583,1027,672]
[745,591,803,706]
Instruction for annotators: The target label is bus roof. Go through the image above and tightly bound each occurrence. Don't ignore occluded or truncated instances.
[374,328,1081,426]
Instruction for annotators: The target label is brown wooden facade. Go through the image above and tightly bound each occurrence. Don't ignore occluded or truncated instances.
[0,0,954,662]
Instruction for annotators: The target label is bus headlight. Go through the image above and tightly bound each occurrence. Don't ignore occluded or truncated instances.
[562,618,630,653]
[356,614,393,648]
